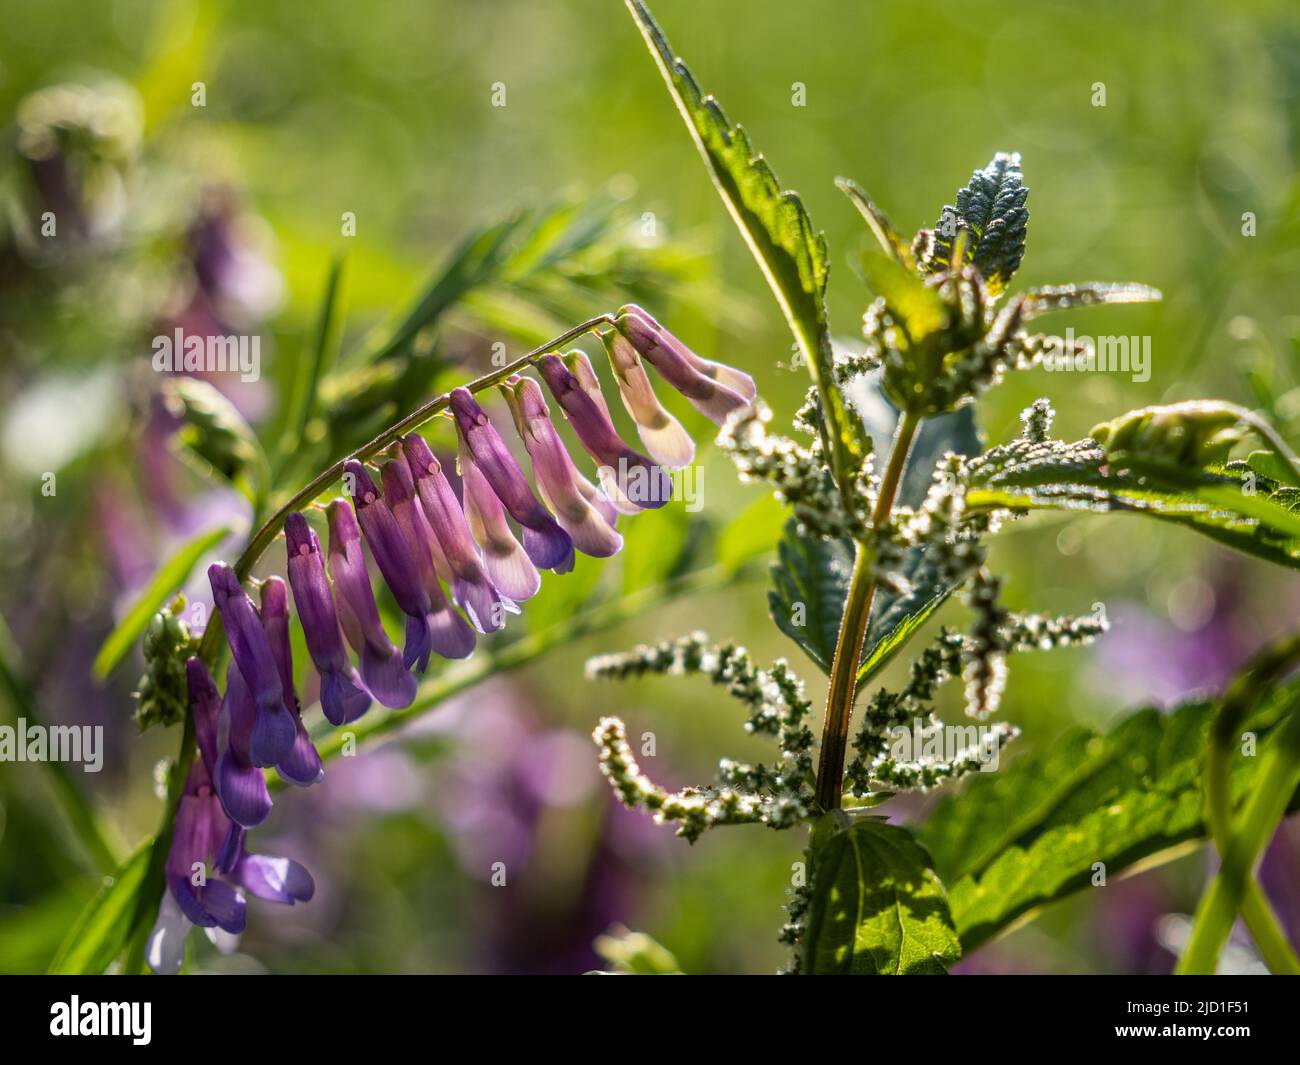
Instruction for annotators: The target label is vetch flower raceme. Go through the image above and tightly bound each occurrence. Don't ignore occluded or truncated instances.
[146,305,756,971]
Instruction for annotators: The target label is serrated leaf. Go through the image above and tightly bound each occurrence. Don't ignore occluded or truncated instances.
[624,0,863,478]
[92,524,231,680]
[965,438,1300,570]
[804,818,961,974]
[836,177,914,268]
[857,546,956,689]
[919,679,1300,952]
[48,843,150,974]
[768,521,853,673]
[931,152,1028,297]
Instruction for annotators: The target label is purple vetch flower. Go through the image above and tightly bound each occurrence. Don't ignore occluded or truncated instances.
[284,512,372,726]
[536,353,673,514]
[449,388,575,574]
[380,453,478,661]
[214,660,274,828]
[385,444,454,582]
[458,437,543,603]
[148,659,313,974]
[207,562,295,767]
[502,376,623,558]
[615,304,756,423]
[326,498,418,709]
[564,348,614,421]
[401,432,518,633]
[598,329,696,469]
[259,576,324,787]
[345,459,474,671]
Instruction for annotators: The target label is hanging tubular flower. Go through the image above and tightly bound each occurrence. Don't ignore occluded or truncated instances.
[449,387,575,574]
[148,658,314,975]
[615,303,756,423]
[400,432,516,633]
[207,562,295,768]
[344,458,475,672]
[598,328,695,469]
[214,659,274,828]
[284,512,372,726]
[457,434,543,603]
[325,498,418,709]
[502,375,623,558]
[259,576,323,786]
[537,352,673,513]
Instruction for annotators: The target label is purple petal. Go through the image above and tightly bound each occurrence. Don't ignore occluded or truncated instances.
[600,329,696,468]
[616,305,753,422]
[215,666,273,827]
[504,376,622,558]
[536,354,672,512]
[449,389,574,572]
[232,854,316,905]
[319,665,372,725]
[285,511,356,678]
[207,563,294,767]
[458,439,541,601]
[360,641,419,708]
[186,657,222,780]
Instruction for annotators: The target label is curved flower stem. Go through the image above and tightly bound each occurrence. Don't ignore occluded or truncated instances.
[121,316,616,972]
[813,409,921,811]
[1178,636,1300,974]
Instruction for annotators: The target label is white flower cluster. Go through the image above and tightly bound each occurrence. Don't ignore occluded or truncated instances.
[587,633,816,842]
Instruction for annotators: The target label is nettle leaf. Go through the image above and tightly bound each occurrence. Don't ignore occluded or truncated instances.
[804,817,961,974]
[624,0,864,476]
[859,251,947,340]
[919,679,1300,952]
[768,521,852,673]
[964,437,1300,570]
[931,152,1028,297]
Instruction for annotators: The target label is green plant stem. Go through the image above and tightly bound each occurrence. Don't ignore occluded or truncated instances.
[1196,634,1300,973]
[0,613,120,874]
[1179,682,1300,974]
[813,409,921,811]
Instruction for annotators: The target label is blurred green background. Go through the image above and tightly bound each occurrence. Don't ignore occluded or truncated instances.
[2,0,1299,974]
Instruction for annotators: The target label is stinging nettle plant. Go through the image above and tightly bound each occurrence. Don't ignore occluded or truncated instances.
[66,0,1300,976]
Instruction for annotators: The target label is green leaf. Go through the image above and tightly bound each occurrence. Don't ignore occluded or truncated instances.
[918,679,1300,952]
[48,842,151,974]
[1248,448,1300,487]
[964,437,1300,570]
[859,250,948,340]
[92,524,230,680]
[857,546,957,689]
[804,818,961,974]
[716,491,789,573]
[835,177,914,268]
[278,255,345,467]
[931,152,1028,297]
[1021,282,1162,320]
[624,0,864,479]
[161,377,268,502]
[767,521,853,673]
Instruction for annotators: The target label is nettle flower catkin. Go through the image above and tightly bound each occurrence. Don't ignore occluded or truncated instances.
[586,633,815,842]
[148,307,754,972]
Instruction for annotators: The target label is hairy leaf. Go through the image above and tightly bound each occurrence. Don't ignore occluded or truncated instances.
[931,152,1028,297]
[964,438,1300,570]
[860,251,947,340]
[805,817,961,974]
[768,521,853,673]
[1021,282,1162,320]
[919,679,1300,951]
[624,0,864,479]
[92,524,231,680]
[161,377,268,502]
